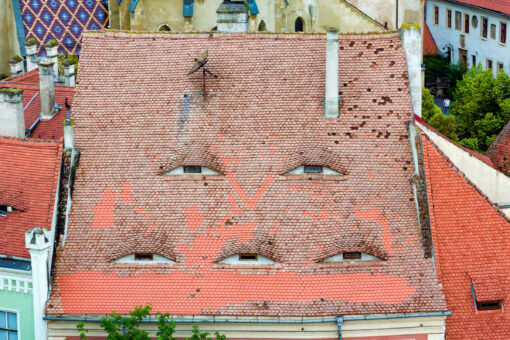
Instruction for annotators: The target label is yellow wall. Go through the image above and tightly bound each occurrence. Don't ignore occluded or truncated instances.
[0,0,20,75]
[109,0,388,33]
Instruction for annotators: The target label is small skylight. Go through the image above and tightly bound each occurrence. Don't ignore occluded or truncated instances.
[218,254,279,265]
[113,254,176,264]
[284,165,343,175]
[0,205,18,216]
[322,252,382,262]
[477,301,503,311]
[163,166,221,175]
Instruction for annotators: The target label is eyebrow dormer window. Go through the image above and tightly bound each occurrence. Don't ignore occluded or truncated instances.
[304,165,323,173]
[218,254,279,265]
[163,166,222,175]
[322,252,382,262]
[183,166,202,173]
[113,254,176,264]
[285,166,343,176]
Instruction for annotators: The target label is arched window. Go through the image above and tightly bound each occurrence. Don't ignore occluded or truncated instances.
[258,20,267,32]
[295,17,304,32]
[158,24,172,32]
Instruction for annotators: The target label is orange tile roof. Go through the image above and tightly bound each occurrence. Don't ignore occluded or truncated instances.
[47,31,446,317]
[486,120,510,174]
[0,72,75,140]
[423,22,439,55]
[451,0,510,17]
[422,134,510,339]
[0,137,62,259]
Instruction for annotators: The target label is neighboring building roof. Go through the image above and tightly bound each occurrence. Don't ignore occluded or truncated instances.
[0,137,62,259]
[422,134,510,339]
[446,0,510,17]
[486,120,510,174]
[47,31,446,316]
[19,0,108,55]
[423,22,439,55]
[0,70,75,140]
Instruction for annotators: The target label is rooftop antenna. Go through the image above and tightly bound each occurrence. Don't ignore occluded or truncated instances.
[187,48,218,98]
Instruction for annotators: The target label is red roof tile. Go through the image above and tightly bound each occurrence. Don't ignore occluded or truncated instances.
[422,134,510,339]
[0,73,75,140]
[0,137,62,258]
[452,0,510,17]
[423,22,439,55]
[486,120,510,174]
[47,31,446,317]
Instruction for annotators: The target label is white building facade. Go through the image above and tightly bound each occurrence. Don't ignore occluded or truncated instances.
[426,0,509,76]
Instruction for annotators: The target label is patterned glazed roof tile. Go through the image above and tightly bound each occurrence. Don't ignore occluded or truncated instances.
[19,0,108,56]
[47,31,446,317]
[0,137,62,259]
[422,134,510,339]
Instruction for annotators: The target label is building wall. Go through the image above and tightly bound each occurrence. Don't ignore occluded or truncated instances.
[48,315,446,339]
[109,0,385,33]
[426,0,510,76]
[0,271,35,340]
[0,0,20,75]
[349,0,422,29]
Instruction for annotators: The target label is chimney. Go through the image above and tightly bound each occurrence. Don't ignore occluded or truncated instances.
[400,24,422,118]
[0,88,25,138]
[217,0,249,33]
[64,98,74,150]
[45,40,59,77]
[25,39,38,72]
[63,60,75,86]
[324,28,339,118]
[9,56,25,76]
[25,228,51,340]
[38,62,56,118]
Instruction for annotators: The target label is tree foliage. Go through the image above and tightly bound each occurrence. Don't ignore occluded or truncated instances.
[421,88,458,141]
[424,54,466,98]
[450,65,510,152]
[77,305,226,340]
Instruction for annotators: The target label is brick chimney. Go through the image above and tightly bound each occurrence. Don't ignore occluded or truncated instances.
[0,88,25,138]
[45,40,59,77]
[324,28,339,118]
[63,60,75,86]
[217,0,249,33]
[25,39,38,72]
[38,62,56,118]
[9,56,24,76]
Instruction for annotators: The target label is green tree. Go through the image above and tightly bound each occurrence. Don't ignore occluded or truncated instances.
[422,87,442,121]
[450,65,510,151]
[77,305,226,340]
[428,112,458,142]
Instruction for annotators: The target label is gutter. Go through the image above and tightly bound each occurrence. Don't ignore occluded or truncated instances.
[44,311,451,324]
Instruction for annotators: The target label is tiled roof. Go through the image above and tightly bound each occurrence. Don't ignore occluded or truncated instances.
[423,22,439,55]
[0,72,74,140]
[0,137,62,259]
[449,0,510,17]
[422,134,510,339]
[486,120,510,174]
[47,31,446,316]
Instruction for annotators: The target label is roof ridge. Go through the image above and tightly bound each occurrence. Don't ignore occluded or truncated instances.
[423,133,510,223]
[0,135,63,145]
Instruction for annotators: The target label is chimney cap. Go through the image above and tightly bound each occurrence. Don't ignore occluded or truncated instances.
[0,87,24,95]
[326,27,339,33]
[217,1,248,14]
[25,38,37,46]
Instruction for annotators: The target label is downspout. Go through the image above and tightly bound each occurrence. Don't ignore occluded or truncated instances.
[396,0,399,29]
[335,316,343,340]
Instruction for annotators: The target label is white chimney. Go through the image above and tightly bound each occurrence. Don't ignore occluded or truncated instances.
[324,28,339,118]
[25,39,38,72]
[64,99,74,150]
[9,56,25,76]
[400,24,422,118]
[217,0,249,33]
[63,60,75,86]
[0,88,25,138]
[25,228,51,340]
[38,62,56,118]
[45,40,59,77]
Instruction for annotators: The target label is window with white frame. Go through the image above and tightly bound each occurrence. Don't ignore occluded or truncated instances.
[0,311,18,340]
